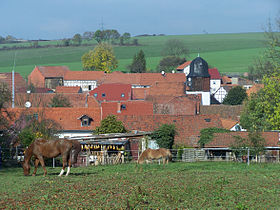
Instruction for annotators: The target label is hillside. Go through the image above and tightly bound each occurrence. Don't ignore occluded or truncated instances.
[0,33,266,78]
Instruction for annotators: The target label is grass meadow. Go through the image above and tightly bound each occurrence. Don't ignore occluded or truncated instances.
[0,162,279,209]
[0,32,267,78]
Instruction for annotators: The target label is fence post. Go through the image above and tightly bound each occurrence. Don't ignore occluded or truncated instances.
[247,148,250,166]
[53,158,55,168]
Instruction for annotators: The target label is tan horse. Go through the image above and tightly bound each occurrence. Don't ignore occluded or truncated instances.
[137,148,172,164]
[22,138,81,176]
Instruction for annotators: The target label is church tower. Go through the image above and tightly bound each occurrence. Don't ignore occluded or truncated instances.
[186,56,210,91]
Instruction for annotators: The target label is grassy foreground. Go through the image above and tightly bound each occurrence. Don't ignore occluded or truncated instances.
[0,162,279,209]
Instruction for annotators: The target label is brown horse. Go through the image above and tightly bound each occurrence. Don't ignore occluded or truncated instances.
[22,138,81,176]
[137,148,172,164]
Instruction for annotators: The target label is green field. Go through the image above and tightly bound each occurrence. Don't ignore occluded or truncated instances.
[0,162,279,209]
[0,33,267,78]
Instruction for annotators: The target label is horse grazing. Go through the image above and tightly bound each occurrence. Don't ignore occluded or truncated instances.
[22,138,81,176]
[137,148,172,164]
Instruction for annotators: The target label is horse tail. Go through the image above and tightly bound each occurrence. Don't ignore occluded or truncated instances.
[71,140,81,165]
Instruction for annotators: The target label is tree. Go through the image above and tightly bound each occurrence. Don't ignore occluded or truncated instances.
[110,30,120,44]
[151,124,176,149]
[82,31,95,41]
[128,50,146,73]
[49,94,71,107]
[81,42,118,73]
[72,33,82,45]
[230,131,265,159]
[240,74,280,131]
[0,82,12,130]
[122,32,131,44]
[14,111,62,147]
[162,39,189,57]
[222,86,247,105]
[95,115,127,134]
[62,38,70,46]
[157,56,186,73]
[248,16,280,80]
[94,30,104,43]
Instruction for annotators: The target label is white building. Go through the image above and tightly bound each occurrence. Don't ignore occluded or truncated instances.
[63,71,106,92]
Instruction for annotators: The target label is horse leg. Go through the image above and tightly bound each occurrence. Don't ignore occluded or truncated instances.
[37,156,47,176]
[65,157,71,176]
[59,155,68,176]
[32,158,40,176]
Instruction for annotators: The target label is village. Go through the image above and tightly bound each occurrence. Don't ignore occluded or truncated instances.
[1,55,278,166]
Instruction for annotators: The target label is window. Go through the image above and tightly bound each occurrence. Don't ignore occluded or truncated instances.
[79,115,93,127]
[204,118,211,122]
[82,118,90,126]
[121,93,125,98]
[88,85,92,90]
[121,104,126,110]
[93,93,98,97]
[102,93,106,97]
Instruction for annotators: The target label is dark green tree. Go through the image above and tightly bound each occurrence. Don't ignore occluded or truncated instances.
[62,38,71,46]
[95,115,127,134]
[128,50,146,73]
[122,32,131,44]
[151,124,176,149]
[157,56,186,73]
[72,33,82,45]
[49,94,71,107]
[94,30,104,43]
[222,86,247,105]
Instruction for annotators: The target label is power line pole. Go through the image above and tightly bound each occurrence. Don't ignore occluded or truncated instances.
[12,52,17,108]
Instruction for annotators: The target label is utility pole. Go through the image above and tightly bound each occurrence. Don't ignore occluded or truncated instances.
[12,52,17,108]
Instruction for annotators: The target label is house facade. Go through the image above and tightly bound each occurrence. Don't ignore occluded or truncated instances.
[28,66,70,89]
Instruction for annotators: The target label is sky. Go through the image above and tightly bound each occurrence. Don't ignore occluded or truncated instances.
[0,0,279,40]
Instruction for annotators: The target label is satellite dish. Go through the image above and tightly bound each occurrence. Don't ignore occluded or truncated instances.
[25,101,31,108]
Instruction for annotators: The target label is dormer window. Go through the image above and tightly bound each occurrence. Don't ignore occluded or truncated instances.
[78,115,93,127]
[121,104,126,110]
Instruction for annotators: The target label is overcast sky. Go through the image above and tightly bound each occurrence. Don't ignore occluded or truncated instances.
[0,0,279,40]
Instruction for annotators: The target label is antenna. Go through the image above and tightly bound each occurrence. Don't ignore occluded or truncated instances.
[12,52,17,108]
[100,17,105,31]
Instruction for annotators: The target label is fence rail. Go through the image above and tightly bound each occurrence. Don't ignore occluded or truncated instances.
[1,147,280,168]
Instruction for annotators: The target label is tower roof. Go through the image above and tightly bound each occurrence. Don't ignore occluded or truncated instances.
[188,56,210,78]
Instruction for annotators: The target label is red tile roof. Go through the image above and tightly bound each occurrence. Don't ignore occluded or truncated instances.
[246,84,264,97]
[6,107,101,131]
[206,131,280,148]
[101,71,186,86]
[0,72,27,93]
[208,68,221,80]
[176,61,191,70]
[89,83,132,101]
[35,66,70,78]
[222,75,232,84]
[101,101,153,118]
[56,86,82,94]
[64,71,106,81]
[220,118,238,130]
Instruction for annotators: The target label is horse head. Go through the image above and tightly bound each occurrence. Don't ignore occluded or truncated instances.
[22,161,30,176]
